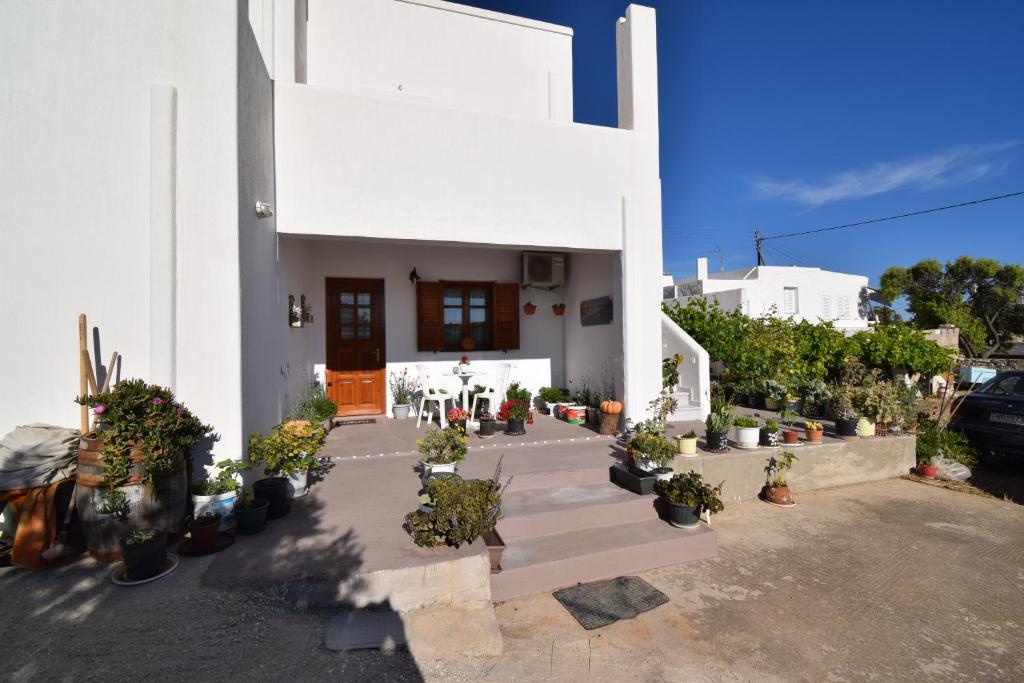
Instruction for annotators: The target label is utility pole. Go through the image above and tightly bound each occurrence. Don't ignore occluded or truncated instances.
[755,230,765,266]
[710,246,724,271]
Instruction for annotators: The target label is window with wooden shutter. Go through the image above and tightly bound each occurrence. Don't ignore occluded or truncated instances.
[416,281,443,352]
[493,282,519,351]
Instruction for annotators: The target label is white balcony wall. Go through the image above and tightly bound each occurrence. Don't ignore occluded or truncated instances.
[275,83,632,251]
[303,0,573,121]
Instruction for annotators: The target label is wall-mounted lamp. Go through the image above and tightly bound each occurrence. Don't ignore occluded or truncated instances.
[288,294,302,328]
[255,200,274,218]
[300,294,313,324]
[409,267,421,284]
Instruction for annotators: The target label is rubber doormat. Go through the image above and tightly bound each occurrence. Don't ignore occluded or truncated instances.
[553,576,669,630]
[333,418,377,426]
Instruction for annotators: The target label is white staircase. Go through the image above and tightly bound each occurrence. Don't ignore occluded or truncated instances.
[661,312,710,423]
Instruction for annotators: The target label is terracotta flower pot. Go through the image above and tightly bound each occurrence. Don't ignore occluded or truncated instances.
[765,485,795,506]
[189,518,221,551]
[917,463,939,479]
[805,429,823,443]
[523,302,537,315]
[782,430,800,445]
[552,303,566,316]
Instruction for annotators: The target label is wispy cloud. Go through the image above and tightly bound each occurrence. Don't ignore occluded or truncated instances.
[747,141,1018,207]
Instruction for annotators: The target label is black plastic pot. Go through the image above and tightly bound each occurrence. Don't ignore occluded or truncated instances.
[759,428,780,447]
[610,465,656,495]
[705,430,729,451]
[120,529,167,581]
[666,502,700,528]
[506,418,526,435]
[836,418,860,439]
[253,476,290,519]
[235,498,269,534]
[479,419,497,437]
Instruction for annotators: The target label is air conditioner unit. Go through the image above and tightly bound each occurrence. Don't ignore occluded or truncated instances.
[522,252,566,288]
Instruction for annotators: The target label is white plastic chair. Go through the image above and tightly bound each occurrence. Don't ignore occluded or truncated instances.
[470,362,513,419]
[416,364,453,429]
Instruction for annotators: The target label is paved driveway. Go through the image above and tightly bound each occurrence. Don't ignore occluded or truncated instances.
[455,478,1024,682]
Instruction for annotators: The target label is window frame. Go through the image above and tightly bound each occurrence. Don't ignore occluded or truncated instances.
[440,281,494,352]
[782,286,799,315]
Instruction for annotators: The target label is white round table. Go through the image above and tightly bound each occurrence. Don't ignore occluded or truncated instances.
[453,370,483,425]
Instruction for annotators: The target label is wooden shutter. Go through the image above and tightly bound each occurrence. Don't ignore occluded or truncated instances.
[492,282,520,351]
[417,281,443,352]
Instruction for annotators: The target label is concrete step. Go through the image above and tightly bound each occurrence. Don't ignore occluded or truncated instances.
[490,519,716,602]
[498,482,659,541]
[668,400,703,423]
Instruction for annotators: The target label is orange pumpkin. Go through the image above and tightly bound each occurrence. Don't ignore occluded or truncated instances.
[600,400,622,415]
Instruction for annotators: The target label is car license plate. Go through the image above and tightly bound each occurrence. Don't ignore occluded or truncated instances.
[990,412,1024,426]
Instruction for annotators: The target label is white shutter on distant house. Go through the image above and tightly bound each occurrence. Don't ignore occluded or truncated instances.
[783,287,798,314]
[836,296,851,319]
[821,295,831,318]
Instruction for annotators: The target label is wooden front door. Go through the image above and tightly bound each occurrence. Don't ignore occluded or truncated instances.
[325,278,386,416]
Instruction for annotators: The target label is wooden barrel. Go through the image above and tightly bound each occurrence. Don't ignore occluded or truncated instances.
[76,436,188,562]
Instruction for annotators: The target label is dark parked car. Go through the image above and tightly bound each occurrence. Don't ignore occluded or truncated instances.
[950,371,1024,460]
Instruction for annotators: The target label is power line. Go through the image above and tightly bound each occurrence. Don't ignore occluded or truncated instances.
[761,190,1024,241]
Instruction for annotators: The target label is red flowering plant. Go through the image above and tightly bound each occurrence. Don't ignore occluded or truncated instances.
[460,355,471,365]
[447,407,469,423]
[498,399,532,424]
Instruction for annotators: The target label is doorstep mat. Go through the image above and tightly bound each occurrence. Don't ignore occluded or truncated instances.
[333,418,377,426]
[553,576,669,630]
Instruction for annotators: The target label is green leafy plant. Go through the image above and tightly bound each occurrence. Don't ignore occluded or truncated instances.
[77,379,213,501]
[505,382,531,403]
[654,471,724,514]
[763,419,779,431]
[765,451,798,487]
[734,416,759,428]
[416,426,468,465]
[191,458,249,496]
[236,489,260,510]
[779,407,799,426]
[405,461,512,547]
[288,380,338,422]
[248,421,325,476]
[97,489,129,519]
[192,512,221,526]
[860,381,904,423]
[916,420,976,467]
[800,378,832,411]
[123,528,161,545]
[681,430,698,439]
[829,383,860,420]
[705,409,734,433]
[761,379,788,404]
[538,386,572,403]
[629,432,676,468]
[662,354,682,390]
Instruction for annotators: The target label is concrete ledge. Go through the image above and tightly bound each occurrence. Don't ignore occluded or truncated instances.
[671,436,916,502]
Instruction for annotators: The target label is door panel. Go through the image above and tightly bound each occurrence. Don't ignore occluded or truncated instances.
[325,278,385,416]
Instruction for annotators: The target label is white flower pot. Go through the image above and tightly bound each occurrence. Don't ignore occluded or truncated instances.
[426,461,457,475]
[735,426,760,449]
[458,363,470,374]
[191,490,238,530]
[392,404,412,419]
[655,469,674,482]
[285,469,309,499]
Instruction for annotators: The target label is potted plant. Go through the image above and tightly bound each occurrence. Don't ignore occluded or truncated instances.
[598,398,622,435]
[537,387,566,415]
[388,369,417,419]
[478,412,497,438]
[654,471,724,529]
[287,380,338,431]
[759,419,780,447]
[761,379,787,411]
[234,490,269,534]
[190,458,248,530]
[248,421,325,501]
[498,399,530,435]
[733,416,760,449]
[119,528,167,581]
[763,451,798,507]
[780,407,800,445]
[704,408,733,452]
[417,426,467,475]
[804,420,824,443]
[523,301,537,315]
[629,432,676,480]
[914,420,973,479]
[675,430,698,456]
[447,407,469,433]
[800,378,831,418]
[189,512,222,551]
[405,461,512,564]
[457,355,471,374]
[252,476,289,520]
[862,381,902,437]
[829,383,861,440]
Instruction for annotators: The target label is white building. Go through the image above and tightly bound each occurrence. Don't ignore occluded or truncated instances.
[1,0,707,459]
[664,258,880,333]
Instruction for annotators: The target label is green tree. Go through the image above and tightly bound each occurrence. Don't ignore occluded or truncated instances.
[881,257,1024,358]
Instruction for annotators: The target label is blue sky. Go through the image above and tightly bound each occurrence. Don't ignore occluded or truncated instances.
[458,0,1024,287]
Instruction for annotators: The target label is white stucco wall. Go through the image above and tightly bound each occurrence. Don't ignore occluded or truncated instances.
[563,253,625,404]
[274,82,631,251]
[303,0,573,121]
[669,264,872,331]
[278,237,623,415]
[0,1,244,459]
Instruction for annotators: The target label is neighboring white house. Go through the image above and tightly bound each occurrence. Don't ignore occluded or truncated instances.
[2,1,706,460]
[664,257,881,333]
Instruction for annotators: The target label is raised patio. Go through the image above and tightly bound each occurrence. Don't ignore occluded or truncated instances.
[203,411,914,611]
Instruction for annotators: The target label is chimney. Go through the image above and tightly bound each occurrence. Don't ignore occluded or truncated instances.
[696,257,708,281]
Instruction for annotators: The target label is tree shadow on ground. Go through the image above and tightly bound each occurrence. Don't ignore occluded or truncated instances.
[964,458,1024,505]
